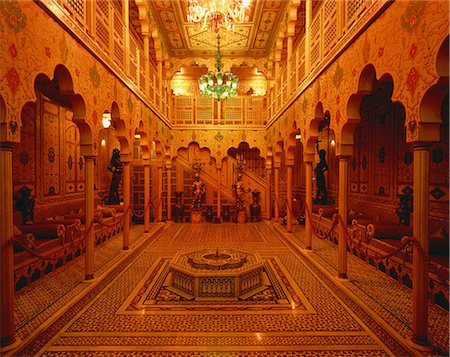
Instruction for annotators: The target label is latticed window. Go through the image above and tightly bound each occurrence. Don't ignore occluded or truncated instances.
[175,97,194,125]
[196,97,214,125]
[323,0,337,55]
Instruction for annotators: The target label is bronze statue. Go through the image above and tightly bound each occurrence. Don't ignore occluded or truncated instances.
[173,191,185,222]
[314,141,328,205]
[15,186,35,224]
[107,148,123,205]
[191,173,205,208]
[396,190,413,226]
[232,173,246,210]
[249,191,261,222]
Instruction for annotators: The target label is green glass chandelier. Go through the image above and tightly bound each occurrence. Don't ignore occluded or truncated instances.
[198,34,239,101]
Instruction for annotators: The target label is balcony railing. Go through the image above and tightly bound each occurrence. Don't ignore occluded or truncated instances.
[267,0,386,123]
[45,0,170,119]
[43,0,387,129]
[172,96,266,128]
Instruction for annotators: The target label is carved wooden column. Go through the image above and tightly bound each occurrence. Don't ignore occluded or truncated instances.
[305,0,312,75]
[265,166,271,220]
[305,160,313,250]
[84,155,96,279]
[337,155,349,279]
[0,143,16,348]
[143,160,150,233]
[287,35,293,94]
[412,143,430,347]
[166,162,172,221]
[274,166,280,222]
[157,163,163,221]
[217,166,222,219]
[157,61,163,109]
[122,157,131,250]
[286,164,293,232]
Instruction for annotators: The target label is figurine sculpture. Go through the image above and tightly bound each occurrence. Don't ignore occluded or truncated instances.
[249,191,261,222]
[107,148,123,205]
[15,186,35,224]
[232,173,246,210]
[314,141,328,205]
[396,191,413,226]
[191,173,205,209]
[173,191,185,222]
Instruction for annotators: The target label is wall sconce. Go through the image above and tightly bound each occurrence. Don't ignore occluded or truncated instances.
[295,133,302,140]
[102,112,111,128]
[330,139,336,146]
[101,139,106,147]
[134,133,141,140]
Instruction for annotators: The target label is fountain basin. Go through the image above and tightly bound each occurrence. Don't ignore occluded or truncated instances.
[166,248,267,300]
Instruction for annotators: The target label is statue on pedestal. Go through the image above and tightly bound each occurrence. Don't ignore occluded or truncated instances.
[107,148,123,205]
[249,191,261,222]
[232,173,247,223]
[15,186,35,224]
[173,191,185,222]
[314,141,328,205]
[232,173,246,210]
[191,173,205,209]
[396,187,413,226]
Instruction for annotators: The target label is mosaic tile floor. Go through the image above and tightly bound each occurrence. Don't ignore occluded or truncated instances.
[3,222,449,356]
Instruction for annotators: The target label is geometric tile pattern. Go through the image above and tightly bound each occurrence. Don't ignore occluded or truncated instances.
[13,222,434,355]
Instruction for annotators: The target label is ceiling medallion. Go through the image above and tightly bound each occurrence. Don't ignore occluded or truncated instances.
[198,33,239,101]
[186,0,251,33]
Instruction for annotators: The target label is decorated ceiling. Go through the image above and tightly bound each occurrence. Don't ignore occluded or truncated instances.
[147,0,289,58]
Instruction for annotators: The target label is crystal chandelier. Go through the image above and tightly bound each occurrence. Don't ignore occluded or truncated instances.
[198,34,239,101]
[186,0,251,33]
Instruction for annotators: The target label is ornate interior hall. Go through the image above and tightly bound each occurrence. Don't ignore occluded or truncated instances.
[0,0,448,355]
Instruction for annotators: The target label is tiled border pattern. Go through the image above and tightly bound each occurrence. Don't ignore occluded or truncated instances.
[13,222,425,355]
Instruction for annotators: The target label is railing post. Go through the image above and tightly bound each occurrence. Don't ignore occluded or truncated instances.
[0,143,18,349]
[274,166,280,222]
[286,164,293,233]
[166,162,172,221]
[337,155,349,279]
[411,143,431,348]
[305,160,313,250]
[144,160,150,233]
[305,0,312,75]
[84,154,96,279]
[122,156,131,250]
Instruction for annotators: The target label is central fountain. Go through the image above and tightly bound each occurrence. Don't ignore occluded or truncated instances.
[166,248,269,300]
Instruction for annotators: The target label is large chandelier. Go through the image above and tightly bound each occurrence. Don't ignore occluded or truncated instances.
[198,34,239,101]
[186,0,251,33]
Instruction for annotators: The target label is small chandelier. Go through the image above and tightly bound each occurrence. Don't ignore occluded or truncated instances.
[186,0,251,33]
[198,34,239,101]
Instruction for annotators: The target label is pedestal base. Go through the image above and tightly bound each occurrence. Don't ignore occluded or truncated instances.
[190,209,203,224]
[237,210,247,224]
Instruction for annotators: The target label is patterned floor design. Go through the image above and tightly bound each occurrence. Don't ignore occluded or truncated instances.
[3,221,448,356]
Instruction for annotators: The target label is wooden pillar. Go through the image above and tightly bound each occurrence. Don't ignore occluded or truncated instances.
[265,167,271,220]
[305,161,313,249]
[166,163,172,221]
[305,0,312,74]
[122,159,130,250]
[337,155,349,279]
[274,167,280,222]
[0,143,16,347]
[412,144,430,347]
[286,165,293,233]
[157,163,163,221]
[217,167,222,219]
[287,36,293,94]
[158,61,163,109]
[144,160,150,233]
[143,35,150,97]
[84,155,96,279]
